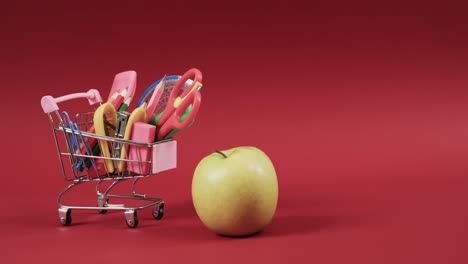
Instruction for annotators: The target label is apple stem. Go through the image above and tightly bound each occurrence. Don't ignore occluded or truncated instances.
[214,149,227,159]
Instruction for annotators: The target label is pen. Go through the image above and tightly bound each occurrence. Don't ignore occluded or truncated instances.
[118,96,132,112]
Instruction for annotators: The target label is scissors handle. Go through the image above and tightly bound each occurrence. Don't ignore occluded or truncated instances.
[175,68,202,98]
[157,68,202,126]
[157,92,201,140]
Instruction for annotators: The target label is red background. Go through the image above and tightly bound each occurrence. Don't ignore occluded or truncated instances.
[1,0,468,263]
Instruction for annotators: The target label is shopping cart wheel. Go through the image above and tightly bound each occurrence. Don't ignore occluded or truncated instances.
[58,208,72,226]
[98,198,109,214]
[125,210,139,228]
[153,202,164,220]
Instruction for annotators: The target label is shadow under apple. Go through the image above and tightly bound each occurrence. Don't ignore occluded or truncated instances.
[260,213,348,237]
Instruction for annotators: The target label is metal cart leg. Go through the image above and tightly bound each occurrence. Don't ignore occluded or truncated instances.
[131,177,165,220]
[57,181,83,226]
[96,179,127,214]
[131,177,146,198]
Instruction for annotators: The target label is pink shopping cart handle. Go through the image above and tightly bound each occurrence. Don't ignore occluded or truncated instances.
[41,89,103,113]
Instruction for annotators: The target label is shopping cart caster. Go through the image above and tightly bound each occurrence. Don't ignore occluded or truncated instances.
[125,210,139,228]
[153,202,164,220]
[58,208,72,226]
[97,197,109,214]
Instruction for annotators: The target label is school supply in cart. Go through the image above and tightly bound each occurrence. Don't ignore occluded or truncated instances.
[81,71,137,169]
[40,68,203,228]
[128,122,157,175]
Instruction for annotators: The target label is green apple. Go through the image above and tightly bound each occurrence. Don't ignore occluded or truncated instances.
[192,146,278,237]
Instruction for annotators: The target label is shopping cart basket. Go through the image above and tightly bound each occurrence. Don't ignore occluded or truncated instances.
[41,89,177,228]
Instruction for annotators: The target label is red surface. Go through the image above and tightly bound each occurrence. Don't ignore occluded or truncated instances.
[1,1,468,263]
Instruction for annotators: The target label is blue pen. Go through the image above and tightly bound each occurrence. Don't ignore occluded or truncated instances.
[61,111,98,173]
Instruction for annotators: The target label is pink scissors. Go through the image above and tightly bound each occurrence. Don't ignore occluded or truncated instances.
[156,68,203,140]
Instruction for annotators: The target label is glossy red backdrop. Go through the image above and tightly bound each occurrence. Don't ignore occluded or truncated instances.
[1,1,467,263]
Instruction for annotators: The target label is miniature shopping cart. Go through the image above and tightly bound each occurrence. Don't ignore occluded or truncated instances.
[41,89,177,228]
